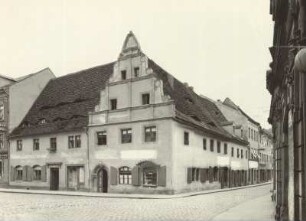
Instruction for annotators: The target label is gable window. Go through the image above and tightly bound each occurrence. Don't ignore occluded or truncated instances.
[33,165,42,180]
[237,148,240,158]
[50,138,57,151]
[119,166,132,185]
[145,126,157,142]
[0,103,4,121]
[110,99,117,110]
[210,139,214,152]
[224,143,228,155]
[17,140,22,151]
[184,132,189,145]
[121,128,132,143]
[143,168,157,187]
[203,138,207,150]
[121,70,127,80]
[142,93,150,105]
[134,67,140,77]
[33,139,40,151]
[97,131,107,145]
[0,134,3,149]
[16,166,23,180]
[241,149,244,159]
[231,147,234,157]
[217,141,221,153]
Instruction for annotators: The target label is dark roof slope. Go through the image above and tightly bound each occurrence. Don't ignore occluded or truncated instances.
[11,63,114,137]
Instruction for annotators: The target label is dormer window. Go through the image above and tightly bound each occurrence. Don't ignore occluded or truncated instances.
[121,70,127,80]
[110,99,117,110]
[142,93,150,105]
[134,67,139,77]
[39,119,46,125]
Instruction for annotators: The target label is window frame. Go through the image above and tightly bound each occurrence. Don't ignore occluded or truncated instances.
[142,93,150,105]
[121,128,132,144]
[97,131,107,145]
[144,126,157,142]
[17,140,22,151]
[184,131,189,145]
[50,137,57,150]
[110,99,117,110]
[33,139,40,151]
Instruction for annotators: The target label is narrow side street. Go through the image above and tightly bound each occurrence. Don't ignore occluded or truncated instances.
[0,184,273,221]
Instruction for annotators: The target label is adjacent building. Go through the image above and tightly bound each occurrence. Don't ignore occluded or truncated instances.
[268,0,306,220]
[0,69,55,186]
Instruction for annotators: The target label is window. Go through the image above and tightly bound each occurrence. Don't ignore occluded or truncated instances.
[119,167,132,184]
[224,143,228,155]
[210,139,214,152]
[142,93,150,105]
[134,67,140,77]
[75,135,81,148]
[0,134,3,149]
[33,166,41,180]
[217,141,221,153]
[145,126,157,142]
[121,70,126,80]
[231,147,234,157]
[241,129,243,137]
[246,150,248,159]
[50,138,57,150]
[97,131,107,145]
[39,118,46,125]
[192,168,200,181]
[203,138,207,150]
[121,128,132,143]
[184,132,189,145]
[237,148,240,158]
[0,161,2,178]
[68,135,81,148]
[241,149,244,159]
[16,166,22,180]
[110,99,117,110]
[17,140,22,151]
[143,168,157,187]
[0,103,4,121]
[248,128,251,138]
[68,136,74,148]
[33,139,39,151]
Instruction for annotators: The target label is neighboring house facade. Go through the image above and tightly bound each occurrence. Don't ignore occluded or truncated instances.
[267,0,306,220]
[258,128,273,183]
[10,32,252,194]
[0,69,55,186]
[214,98,272,185]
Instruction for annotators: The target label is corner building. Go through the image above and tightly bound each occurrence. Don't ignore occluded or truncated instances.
[10,32,250,194]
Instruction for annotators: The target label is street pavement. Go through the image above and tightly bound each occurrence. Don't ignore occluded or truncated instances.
[0,184,272,221]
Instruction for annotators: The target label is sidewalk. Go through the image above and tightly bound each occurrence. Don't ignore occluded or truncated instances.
[0,182,271,199]
[211,193,275,221]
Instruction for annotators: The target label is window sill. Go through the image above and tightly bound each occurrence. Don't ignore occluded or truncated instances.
[143,185,157,188]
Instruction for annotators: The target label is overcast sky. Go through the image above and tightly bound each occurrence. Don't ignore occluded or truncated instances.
[0,0,273,128]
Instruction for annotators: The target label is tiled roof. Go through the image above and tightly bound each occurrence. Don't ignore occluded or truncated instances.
[11,63,114,137]
[11,58,247,145]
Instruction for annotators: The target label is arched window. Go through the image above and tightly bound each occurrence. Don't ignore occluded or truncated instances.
[15,166,23,180]
[33,165,42,180]
[119,166,131,185]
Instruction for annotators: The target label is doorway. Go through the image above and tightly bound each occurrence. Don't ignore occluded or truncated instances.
[50,168,59,190]
[97,168,108,193]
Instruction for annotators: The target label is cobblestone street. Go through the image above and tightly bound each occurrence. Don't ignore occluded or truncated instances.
[0,184,272,221]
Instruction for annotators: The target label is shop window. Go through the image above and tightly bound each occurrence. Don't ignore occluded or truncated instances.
[67,166,85,189]
[210,139,214,152]
[217,141,221,153]
[121,128,132,143]
[203,138,207,150]
[97,131,107,145]
[17,140,22,151]
[121,70,126,80]
[33,165,42,180]
[33,139,39,151]
[142,93,150,105]
[0,134,3,149]
[134,67,140,77]
[16,166,22,180]
[184,132,189,145]
[110,99,117,110]
[224,143,228,155]
[119,166,132,185]
[145,126,157,142]
[143,168,157,187]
